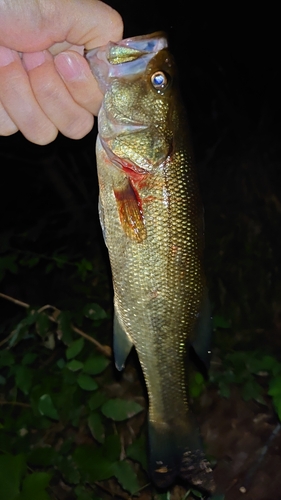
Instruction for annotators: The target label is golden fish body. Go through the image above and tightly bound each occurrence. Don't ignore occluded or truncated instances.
[87,33,214,493]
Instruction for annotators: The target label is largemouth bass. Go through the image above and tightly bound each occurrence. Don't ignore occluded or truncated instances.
[86,32,215,494]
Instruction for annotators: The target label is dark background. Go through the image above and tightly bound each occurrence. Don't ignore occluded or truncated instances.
[0,4,281,499]
[1,2,280,333]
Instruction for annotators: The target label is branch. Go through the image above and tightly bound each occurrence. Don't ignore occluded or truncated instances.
[0,292,112,358]
[0,400,31,407]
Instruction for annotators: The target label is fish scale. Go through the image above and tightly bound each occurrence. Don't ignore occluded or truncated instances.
[87,32,215,494]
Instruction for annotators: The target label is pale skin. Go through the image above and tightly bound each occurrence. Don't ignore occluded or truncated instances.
[0,0,123,144]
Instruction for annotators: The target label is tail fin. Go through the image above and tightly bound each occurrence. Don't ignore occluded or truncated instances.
[148,416,215,494]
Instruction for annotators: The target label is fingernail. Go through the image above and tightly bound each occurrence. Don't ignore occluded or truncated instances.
[55,52,87,82]
[23,51,46,71]
[0,47,17,67]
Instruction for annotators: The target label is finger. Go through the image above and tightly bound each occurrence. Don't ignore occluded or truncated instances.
[23,50,94,139]
[0,46,58,144]
[65,0,124,49]
[0,0,123,53]
[54,50,103,116]
[0,100,18,136]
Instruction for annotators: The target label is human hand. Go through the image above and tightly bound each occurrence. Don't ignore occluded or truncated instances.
[0,0,123,144]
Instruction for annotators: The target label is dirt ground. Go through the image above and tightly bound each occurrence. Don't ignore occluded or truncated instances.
[199,387,281,500]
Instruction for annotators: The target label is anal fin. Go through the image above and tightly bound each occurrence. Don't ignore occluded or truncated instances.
[113,310,134,371]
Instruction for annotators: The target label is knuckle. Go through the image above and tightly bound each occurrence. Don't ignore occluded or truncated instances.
[104,7,123,42]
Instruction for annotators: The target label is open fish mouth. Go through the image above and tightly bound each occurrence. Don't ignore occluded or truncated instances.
[85,32,168,92]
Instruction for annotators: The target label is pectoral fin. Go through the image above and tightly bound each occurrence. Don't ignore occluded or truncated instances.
[191,290,212,370]
[114,177,147,243]
[113,310,134,371]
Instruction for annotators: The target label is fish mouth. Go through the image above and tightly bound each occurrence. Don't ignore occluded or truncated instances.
[86,32,168,93]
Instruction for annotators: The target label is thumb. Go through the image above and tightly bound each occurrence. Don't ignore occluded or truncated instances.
[58,0,123,50]
[0,0,123,52]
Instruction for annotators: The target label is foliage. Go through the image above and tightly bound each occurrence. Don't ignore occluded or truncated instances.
[0,211,205,499]
[209,319,281,421]
[0,295,147,499]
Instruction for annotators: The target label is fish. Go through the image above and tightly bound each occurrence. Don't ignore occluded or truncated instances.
[86,32,215,494]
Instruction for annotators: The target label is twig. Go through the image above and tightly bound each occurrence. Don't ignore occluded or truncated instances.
[0,400,31,407]
[0,292,29,308]
[0,331,15,348]
[0,292,112,358]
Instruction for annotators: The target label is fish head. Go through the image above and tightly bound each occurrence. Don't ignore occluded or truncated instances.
[86,32,179,175]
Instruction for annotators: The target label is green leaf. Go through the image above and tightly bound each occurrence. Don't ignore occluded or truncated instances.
[57,457,80,485]
[45,263,54,274]
[38,394,59,420]
[16,490,51,500]
[88,412,105,444]
[272,394,281,421]
[191,488,204,498]
[66,359,84,372]
[58,311,73,345]
[66,338,84,360]
[25,257,40,268]
[76,259,93,280]
[36,313,50,338]
[218,382,231,399]
[25,308,40,325]
[15,365,33,395]
[190,371,205,398]
[83,355,110,375]
[73,445,113,482]
[0,454,26,499]
[83,303,107,321]
[53,254,68,269]
[22,352,37,365]
[0,254,18,275]
[268,375,281,396]
[112,460,139,495]
[103,434,121,462]
[88,391,107,411]
[0,349,15,368]
[101,398,144,421]
[212,315,231,329]
[126,434,148,470]
[242,379,263,402]
[77,374,98,391]
[74,485,102,500]
[22,472,51,494]
[57,358,65,369]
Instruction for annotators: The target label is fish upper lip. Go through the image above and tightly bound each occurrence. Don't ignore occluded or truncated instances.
[101,107,149,135]
[111,122,148,134]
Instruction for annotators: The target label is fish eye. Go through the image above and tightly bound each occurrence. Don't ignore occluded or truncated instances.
[150,71,169,90]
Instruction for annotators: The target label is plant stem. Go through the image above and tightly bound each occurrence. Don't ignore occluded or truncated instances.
[0,292,112,358]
